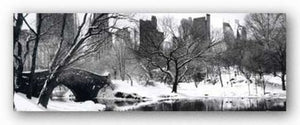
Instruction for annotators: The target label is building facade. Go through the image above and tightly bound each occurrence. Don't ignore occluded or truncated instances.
[192,14,211,41]
[139,16,164,53]
[22,13,77,71]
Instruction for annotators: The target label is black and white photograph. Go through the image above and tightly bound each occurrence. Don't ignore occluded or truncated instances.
[13,13,286,111]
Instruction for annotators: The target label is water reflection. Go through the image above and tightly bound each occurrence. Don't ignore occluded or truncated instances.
[92,98,147,111]
[51,96,286,111]
[134,98,286,111]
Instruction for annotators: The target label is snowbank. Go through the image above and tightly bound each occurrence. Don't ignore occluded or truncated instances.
[109,69,286,101]
[14,93,44,111]
[14,93,105,111]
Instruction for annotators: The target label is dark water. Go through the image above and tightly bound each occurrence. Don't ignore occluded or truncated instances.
[132,98,286,111]
[92,99,147,111]
[51,97,286,111]
[92,97,286,111]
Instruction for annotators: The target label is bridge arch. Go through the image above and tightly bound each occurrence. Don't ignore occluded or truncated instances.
[20,68,112,102]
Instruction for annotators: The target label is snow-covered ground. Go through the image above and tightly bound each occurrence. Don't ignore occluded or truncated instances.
[110,75,285,100]
[14,93,105,111]
[14,67,286,111]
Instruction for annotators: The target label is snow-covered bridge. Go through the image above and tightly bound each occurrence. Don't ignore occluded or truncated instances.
[16,68,113,102]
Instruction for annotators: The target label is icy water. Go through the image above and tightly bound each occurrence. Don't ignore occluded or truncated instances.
[52,97,286,111]
[94,97,286,111]
[132,98,286,111]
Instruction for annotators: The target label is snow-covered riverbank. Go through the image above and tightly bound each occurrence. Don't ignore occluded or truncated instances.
[14,93,105,111]
[14,71,286,111]
[108,74,286,100]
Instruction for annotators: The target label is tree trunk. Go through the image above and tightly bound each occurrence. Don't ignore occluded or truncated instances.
[257,73,263,95]
[13,13,24,90]
[206,66,209,82]
[27,14,42,99]
[218,65,223,87]
[121,51,126,81]
[120,61,125,81]
[172,63,179,93]
[49,14,67,71]
[194,81,198,88]
[281,72,286,90]
[113,68,117,79]
[172,81,178,93]
[15,42,24,89]
[126,73,133,86]
[37,77,59,108]
[262,77,266,95]
[255,78,258,96]
[248,81,251,96]
[13,14,23,49]
[13,14,24,109]
[228,68,231,80]
[37,63,64,108]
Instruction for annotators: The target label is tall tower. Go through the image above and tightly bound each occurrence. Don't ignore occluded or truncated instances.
[206,14,210,40]
[39,13,77,45]
[24,13,77,70]
[74,13,113,74]
[151,16,157,29]
[90,13,112,59]
[139,16,164,52]
[192,14,211,41]
[223,22,235,48]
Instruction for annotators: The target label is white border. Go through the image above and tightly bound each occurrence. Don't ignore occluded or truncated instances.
[1,0,299,125]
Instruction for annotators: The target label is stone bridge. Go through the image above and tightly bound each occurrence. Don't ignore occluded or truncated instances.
[16,68,112,102]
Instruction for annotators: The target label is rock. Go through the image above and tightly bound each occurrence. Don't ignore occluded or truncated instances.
[125,94,134,99]
[114,92,125,98]
[114,91,146,100]
[145,80,155,86]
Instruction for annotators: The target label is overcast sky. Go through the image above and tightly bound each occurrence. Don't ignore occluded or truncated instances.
[134,13,247,28]
[129,13,247,40]
[22,13,247,34]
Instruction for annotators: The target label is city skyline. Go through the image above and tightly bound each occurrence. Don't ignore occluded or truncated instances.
[23,13,246,31]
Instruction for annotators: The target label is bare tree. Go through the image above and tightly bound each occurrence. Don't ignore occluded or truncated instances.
[134,17,221,93]
[37,13,123,108]
[13,13,25,109]
[21,14,43,99]
[209,29,225,87]
[245,13,286,90]
[15,14,65,99]
[113,29,131,81]
[13,13,24,91]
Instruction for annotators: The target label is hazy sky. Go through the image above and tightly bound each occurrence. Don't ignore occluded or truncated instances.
[134,13,247,29]
[129,13,247,40]
[22,13,248,34]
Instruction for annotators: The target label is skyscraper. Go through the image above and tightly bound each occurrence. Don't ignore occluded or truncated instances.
[22,13,77,70]
[192,14,210,41]
[139,16,164,52]
[223,22,235,48]
[89,13,113,60]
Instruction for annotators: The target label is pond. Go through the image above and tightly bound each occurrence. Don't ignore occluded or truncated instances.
[51,97,286,111]
[131,98,286,111]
